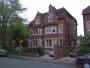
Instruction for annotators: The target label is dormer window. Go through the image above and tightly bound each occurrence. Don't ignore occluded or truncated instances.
[48,15,54,23]
[35,17,40,25]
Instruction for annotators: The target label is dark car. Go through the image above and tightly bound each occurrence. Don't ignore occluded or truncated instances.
[76,53,90,68]
[0,49,8,57]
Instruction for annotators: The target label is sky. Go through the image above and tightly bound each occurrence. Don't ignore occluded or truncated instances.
[19,0,90,36]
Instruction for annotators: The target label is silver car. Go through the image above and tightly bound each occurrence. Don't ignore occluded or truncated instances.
[0,49,8,57]
[49,50,54,57]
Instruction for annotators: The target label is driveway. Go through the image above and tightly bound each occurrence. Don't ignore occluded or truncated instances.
[40,55,53,59]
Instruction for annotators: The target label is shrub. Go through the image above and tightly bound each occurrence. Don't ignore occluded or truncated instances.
[76,32,90,56]
[22,47,37,53]
[36,47,44,56]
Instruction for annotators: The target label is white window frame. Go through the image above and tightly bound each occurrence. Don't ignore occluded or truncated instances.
[40,28,42,35]
[58,38,63,47]
[34,39,38,47]
[87,21,90,32]
[45,26,57,34]
[52,38,57,46]
[46,39,53,48]
[34,28,42,35]
[58,24,63,33]
[52,26,57,33]
[48,15,54,23]
[35,17,40,25]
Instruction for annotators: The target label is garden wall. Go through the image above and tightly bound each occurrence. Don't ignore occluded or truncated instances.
[54,45,75,59]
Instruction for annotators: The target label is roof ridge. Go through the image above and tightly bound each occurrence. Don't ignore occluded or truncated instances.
[82,5,90,15]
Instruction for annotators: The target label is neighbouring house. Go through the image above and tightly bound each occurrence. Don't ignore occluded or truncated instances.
[28,4,77,54]
[82,5,90,35]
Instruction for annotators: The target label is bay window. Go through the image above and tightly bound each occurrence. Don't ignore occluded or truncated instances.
[34,28,42,35]
[45,26,57,34]
[58,24,63,33]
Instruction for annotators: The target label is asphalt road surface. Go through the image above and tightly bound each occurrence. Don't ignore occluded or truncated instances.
[0,57,77,68]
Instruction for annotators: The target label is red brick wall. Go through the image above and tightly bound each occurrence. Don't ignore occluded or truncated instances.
[19,52,39,57]
[54,45,75,59]
[83,14,90,34]
[28,7,77,48]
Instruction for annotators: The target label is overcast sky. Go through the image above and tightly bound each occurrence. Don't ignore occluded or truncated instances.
[19,0,90,36]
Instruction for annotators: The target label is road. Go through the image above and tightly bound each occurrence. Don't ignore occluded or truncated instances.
[0,57,77,68]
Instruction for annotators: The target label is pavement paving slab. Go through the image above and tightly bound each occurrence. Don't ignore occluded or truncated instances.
[8,55,78,68]
[0,57,78,68]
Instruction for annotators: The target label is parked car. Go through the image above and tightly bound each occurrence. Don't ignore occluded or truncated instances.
[48,50,54,57]
[0,49,8,57]
[76,53,90,68]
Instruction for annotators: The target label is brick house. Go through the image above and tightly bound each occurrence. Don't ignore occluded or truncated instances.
[28,4,77,52]
[82,6,90,35]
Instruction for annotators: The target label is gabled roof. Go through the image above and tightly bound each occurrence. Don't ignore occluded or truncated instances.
[82,6,90,15]
[28,5,77,25]
[55,8,66,18]
[41,13,47,20]
[28,20,34,26]
[58,8,77,22]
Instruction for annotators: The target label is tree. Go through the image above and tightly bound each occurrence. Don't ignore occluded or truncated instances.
[0,0,26,48]
[8,18,28,47]
[76,32,90,56]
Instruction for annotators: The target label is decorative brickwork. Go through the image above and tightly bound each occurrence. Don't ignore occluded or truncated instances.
[28,4,77,56]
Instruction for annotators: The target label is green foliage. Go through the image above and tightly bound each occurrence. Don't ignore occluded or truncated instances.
[9,22,27,47]
[9,21,27,40]
[36,47,44,56]
[0,0,26,48]
[76,32,90,56]
[21,47,37,53]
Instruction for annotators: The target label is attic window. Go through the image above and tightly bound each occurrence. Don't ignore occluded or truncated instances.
[48,15,54,23]
[35,17,40,25]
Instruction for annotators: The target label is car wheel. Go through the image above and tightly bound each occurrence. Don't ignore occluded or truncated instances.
[84,63,90,68]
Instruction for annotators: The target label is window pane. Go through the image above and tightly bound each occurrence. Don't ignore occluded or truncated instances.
[59,39,63,46]
[48,15,54,22]
[53,29,55,32]
[60,39,63,46]
[87,22,90,31]
[49,39,52,46]
[36,28,38,34]
[58,25,63,33]
[59,27,63,33]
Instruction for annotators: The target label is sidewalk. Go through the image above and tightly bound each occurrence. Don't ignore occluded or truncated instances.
[9,55,77,67]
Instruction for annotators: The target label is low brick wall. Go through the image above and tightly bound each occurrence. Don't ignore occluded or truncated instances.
[54,45,75,59]
[18,52,39,57]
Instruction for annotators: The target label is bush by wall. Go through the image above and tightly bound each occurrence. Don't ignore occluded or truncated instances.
[36,47,44,56]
